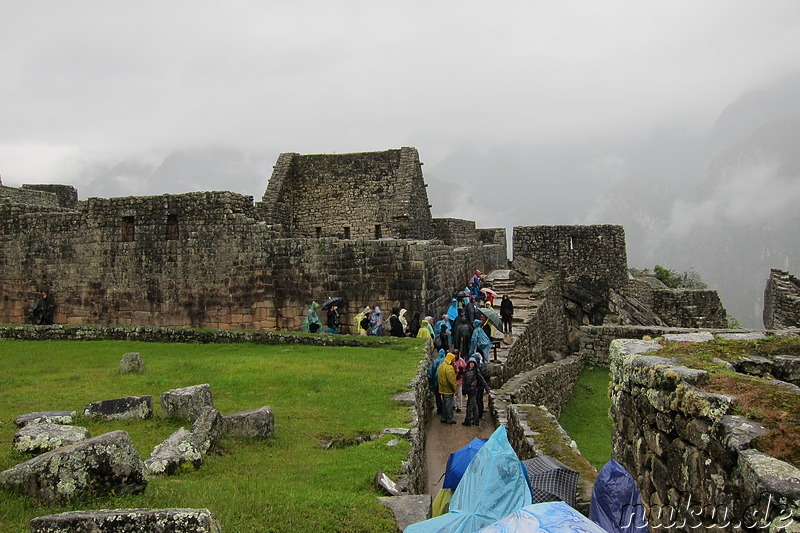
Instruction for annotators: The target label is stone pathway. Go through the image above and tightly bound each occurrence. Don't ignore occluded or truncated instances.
[423,269,540,495]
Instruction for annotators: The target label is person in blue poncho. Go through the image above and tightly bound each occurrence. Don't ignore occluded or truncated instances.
[434,314,453,349]
[427,349,446,415]
[446,298,459,321]
[469,319,492,364]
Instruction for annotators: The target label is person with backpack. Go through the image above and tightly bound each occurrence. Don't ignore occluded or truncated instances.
[462,356,490,426]
[355,306,371,335]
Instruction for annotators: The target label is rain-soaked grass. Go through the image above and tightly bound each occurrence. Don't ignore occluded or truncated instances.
[0,339,425,533]
[558,366,612,471]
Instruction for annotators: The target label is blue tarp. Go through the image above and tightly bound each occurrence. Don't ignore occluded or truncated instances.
[443,438,488,490]
[479,501,609,533]
[589,459,645,533]
[405,425,532,533]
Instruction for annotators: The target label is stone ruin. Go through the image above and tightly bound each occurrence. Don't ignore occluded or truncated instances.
[764,268,800,329]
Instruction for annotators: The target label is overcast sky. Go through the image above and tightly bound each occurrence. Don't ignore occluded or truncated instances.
[2,1,800,192]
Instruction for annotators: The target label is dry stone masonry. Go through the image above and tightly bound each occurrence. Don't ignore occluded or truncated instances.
[764,269,800,329]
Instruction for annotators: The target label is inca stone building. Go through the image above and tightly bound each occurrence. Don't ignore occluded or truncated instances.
[0,148,507,330]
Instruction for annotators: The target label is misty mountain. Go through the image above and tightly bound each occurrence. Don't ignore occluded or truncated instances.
[81,147,270,200]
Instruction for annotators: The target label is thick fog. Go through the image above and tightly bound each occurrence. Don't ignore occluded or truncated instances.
[2,1,800,327]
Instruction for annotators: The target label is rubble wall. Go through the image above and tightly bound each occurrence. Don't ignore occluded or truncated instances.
[0,185,62,208]
[652,289,728,328]
[610,339,800,532]
[494,356,584,418]
[764,269,800,329]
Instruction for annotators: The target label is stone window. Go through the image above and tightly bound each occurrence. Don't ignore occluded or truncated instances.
[315,226,322,238]
[343,226,351,240]
[375,224,382,239]
[122,216,135,242]
[166,215,179,241]
[569,236,575,251]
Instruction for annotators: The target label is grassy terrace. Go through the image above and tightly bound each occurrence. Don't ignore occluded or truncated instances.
[0,338,425,533]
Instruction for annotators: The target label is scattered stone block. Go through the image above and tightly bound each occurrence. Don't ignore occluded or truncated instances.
[191,406,222,454]
[119,352,144,374]
[378,495,431,532]
[83,395,153,421]
[161,384,214,422]
[30,508,223,533]
[144,428,203,476]
[0,430,147,504]
[13,423,90,454]
[220,406,274,439]
[15,410,75,427]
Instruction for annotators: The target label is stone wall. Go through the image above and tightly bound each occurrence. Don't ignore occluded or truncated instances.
[652,289,728,328]
[432,218,476,246]
[578,325,785,367]
[261,148,434,240]
[503,274,569,380]
[21,185,79,209]
[0,185,62,208]
[764,269,800,329]
[610,338,800,532]
[512,225,628,291]
[0,191,279,329]
[493,356,584,418]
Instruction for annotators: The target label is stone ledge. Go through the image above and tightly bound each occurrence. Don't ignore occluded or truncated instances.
[29,508,222,533]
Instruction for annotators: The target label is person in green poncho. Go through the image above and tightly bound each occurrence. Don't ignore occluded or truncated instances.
[301,301,323,333]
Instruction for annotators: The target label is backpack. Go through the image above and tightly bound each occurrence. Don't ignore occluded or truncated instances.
[360,315,371,331]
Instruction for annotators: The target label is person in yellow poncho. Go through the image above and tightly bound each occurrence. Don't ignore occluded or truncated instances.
[437,352,457,424]
[416,316,433,338]
[354,306,371,335]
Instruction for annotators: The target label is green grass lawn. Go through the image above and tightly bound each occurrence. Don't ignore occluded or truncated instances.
[557,366,613,471]
[0,338,425,533]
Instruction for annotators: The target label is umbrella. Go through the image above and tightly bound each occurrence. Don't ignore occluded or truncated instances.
[522,455,578,507]
[480,288,499,298]
[321,297,345,310]
[479,307,502,330]
[443,438,487,489]
[453,290,470,299]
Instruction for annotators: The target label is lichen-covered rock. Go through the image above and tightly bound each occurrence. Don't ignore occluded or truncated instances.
[191,406,222,454]
[0,430,147,504]
[29,508,223,533]
[12,423,90,454]
[161,384,214,422]
[220,406,274,439]
[83,396,153,421]
[119,352,144,374]
[14,411,75,427]
[144,428,204,476]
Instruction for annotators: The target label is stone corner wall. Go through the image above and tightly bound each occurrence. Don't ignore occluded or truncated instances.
[609,338,800,532]
[512,225,628,291]
[495,356,584,418]
[432,218,476,246]
[21,184,79,209]
[764,269,800,329]
[0,184,63,209]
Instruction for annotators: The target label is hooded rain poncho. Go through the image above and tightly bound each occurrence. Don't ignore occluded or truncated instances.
[301,301,323,333]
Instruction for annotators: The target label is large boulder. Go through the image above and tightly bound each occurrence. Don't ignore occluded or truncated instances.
[220,406,275,439]
[119,352,144,374]
[161,384,214,422]
[144,428,204,476]
[0,430,147,504]
[83,396,154,421]
[30,508,223,533]
[13,423,90,454]
[14,411,75,427]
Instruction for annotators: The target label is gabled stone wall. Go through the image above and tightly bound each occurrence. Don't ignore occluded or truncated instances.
[262,148,434,240]
[764,269,800,329]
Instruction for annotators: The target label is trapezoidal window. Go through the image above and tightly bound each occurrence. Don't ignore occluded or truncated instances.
[375,224,382,239]
[121,216,135,242]
[166,215,179,240]
[343,226,351,240]
[316,226,322,238]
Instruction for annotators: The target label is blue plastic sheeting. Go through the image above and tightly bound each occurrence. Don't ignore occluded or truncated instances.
[589,459,646,533]
[479,501,609,533]
[443,438,488,490]
[405,425,532,533]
